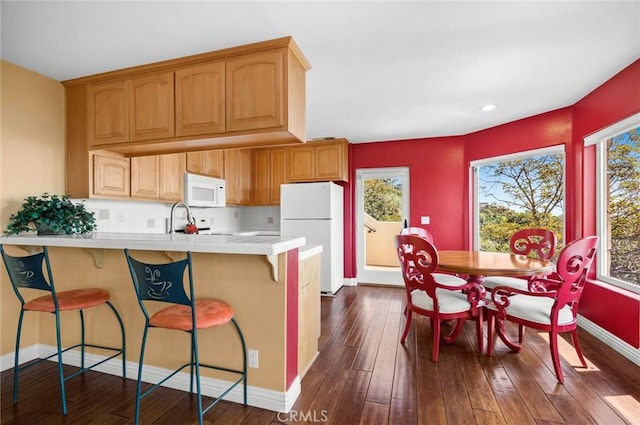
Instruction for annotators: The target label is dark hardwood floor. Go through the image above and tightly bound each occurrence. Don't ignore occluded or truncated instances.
[2,285,639,424]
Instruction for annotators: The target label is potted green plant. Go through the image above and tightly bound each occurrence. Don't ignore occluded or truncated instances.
[4,193,97,235]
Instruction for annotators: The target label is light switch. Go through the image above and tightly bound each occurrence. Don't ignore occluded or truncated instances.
[421,216,430,225]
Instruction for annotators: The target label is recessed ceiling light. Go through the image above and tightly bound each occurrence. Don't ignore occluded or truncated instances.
[481,104,497,112]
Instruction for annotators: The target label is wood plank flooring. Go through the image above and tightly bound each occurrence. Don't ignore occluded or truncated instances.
[2,285,639,424]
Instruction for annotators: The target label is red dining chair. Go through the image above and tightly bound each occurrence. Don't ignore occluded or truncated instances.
[482,228,557,342]
[399,227,465,287]
[482,228,557,291]
[395,234,485,362]
[486,235,599,383]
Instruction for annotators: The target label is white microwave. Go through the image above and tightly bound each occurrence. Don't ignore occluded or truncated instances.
[184,173,226,207]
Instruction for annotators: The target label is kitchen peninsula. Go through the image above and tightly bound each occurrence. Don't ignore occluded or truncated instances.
[0,232,320,413]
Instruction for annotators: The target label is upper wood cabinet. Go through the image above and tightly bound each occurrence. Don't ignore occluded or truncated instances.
[64,36,310,157]
[129,72,175,142]
[88,81,129,146]
[227,50,283,132]
[224,149,252,205]
[131,153,185,201]
[93,152,131,197]
[88,72,175,147]
[288,139,349,182]
[175,62,225,137]
[186,150,224,178]
[253,147,287,205]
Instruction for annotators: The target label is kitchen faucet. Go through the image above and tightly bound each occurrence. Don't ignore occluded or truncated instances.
[169,202,195,234]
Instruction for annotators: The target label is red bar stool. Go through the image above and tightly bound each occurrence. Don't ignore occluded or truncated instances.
[0,245,126,415]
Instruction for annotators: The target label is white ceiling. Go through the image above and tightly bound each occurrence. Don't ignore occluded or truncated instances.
[2,1,639,143]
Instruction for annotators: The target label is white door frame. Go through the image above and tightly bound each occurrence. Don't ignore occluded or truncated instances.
[355,167,410,285]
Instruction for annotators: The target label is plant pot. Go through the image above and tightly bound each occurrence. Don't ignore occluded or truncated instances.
[36,223,66,235]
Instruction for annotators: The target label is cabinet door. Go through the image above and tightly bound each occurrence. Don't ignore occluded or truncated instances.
[270,148,287,204]
[186,151,206,174]
[88,80,129,146]
[253,149,270,205]
[131,156,160,199]
[315,143,345,181]
[224,149,252,205]
[159,153,186,201]
[93,153,130,197]
[176,62,225,137]
[204,151,224,178]
[129,72,175,142]
[226,50,283,132]
[287,145,315,182]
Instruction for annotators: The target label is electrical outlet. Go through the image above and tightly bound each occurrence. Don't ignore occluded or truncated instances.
[117,213,126,223]
[234,211,239,218]
[248,349,259,368]
[267,216,274,224]
[147,218,155,228]
[99,209,110,220]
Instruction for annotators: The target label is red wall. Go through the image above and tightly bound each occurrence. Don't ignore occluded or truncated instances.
[345,136,465,278]
[345,59,640,347]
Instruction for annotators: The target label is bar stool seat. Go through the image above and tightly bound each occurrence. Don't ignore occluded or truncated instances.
[150,299,234,330]
[24,288,111,312]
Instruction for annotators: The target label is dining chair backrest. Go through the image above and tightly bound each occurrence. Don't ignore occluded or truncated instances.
[395,234,439,298]
[553,235,599,311]
[400,227,434,244]
[510,228,557,260]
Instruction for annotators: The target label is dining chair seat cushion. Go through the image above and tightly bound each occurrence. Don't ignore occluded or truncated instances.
[487,294,574,325]
[482,276,529,291]
[150,299,234,331]
[433,273,468,287]
[411,289,472,314]
[23,288,110,313]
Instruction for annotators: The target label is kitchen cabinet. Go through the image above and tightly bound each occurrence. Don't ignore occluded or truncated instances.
[186,150,225,178]
[253,147,287,205]
[224,149,252,205]
[226,50,283,132]
[64,36,310,157]
[88,80,129,146]
[175,62,225,137]
[129,72,175,142]
[88,72,174,147]
[131,153,185,201]
[287,138,349,182]
[93,152,131,197]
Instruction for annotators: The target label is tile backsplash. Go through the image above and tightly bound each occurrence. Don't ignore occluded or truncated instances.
[76,199,280,234]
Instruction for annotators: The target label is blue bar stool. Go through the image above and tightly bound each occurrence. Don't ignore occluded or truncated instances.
[0,245,126,415]
[124,249,247,425]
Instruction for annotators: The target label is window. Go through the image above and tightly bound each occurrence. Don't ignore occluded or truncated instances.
[471,146,565,253]
[586,113,640,293]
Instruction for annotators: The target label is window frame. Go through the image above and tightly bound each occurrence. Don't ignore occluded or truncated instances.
[584,112,640,293]
[470,145,566,251]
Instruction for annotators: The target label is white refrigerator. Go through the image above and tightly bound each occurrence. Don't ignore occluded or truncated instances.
[281,182,344,294]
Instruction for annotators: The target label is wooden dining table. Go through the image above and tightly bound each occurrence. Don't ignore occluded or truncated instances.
[436,250,553,285]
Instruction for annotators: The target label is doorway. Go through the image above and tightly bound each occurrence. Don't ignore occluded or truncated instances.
[355,167,410,285]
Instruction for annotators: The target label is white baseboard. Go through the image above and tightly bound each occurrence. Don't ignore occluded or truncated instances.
[1,344,300,412]
[343,277,358,287]
[577,314,640,367]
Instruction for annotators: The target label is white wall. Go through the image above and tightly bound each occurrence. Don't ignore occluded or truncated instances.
[78,199,280,234]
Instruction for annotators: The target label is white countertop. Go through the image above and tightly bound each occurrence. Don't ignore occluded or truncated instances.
[298,245,323,261]
[0,232,306,256]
